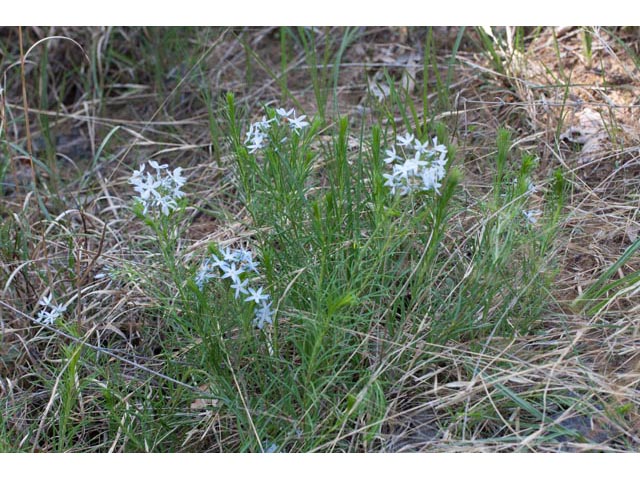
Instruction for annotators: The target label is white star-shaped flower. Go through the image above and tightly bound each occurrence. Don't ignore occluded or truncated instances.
[244,286,270,304]
[396,133,415,148]
[220,262,243,284]
[289,114,310,133]
[230,278,249,299]
[383,146,400,164]
[275,107,295,119]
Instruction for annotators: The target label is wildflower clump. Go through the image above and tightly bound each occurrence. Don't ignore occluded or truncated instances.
[129,160,186,216]
[382,133,449,196]
[196,245,274,329]
[244,107,310,153]
[35,294,66,325]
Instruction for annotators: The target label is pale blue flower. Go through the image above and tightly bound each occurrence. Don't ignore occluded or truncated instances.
[383,131,448,196]
[383,146,400,164]
[254,299,274,329]
[231,278,249,299]
[396,132,415,147]
[264,443,278,453]
[413,138,431,154]
[196,244,275,330]
[35,294,66,325]
[523,209,542,224]
[421,167,442,195]
[244,286,270,304]
[129,161,186,216]
[220,246,239,263]
[288,114,309,133]
[220,262,243,284]
[275,107,295,119]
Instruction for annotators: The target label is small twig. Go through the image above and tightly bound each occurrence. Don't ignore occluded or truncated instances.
[76,213,108,288]
[18,27,35,181]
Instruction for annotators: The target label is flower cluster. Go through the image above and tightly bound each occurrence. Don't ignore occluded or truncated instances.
[196,246,274,329]
[244,107,310,153]
[129,160,186,216]
[382,133,448,196]
[35,293,66,325]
